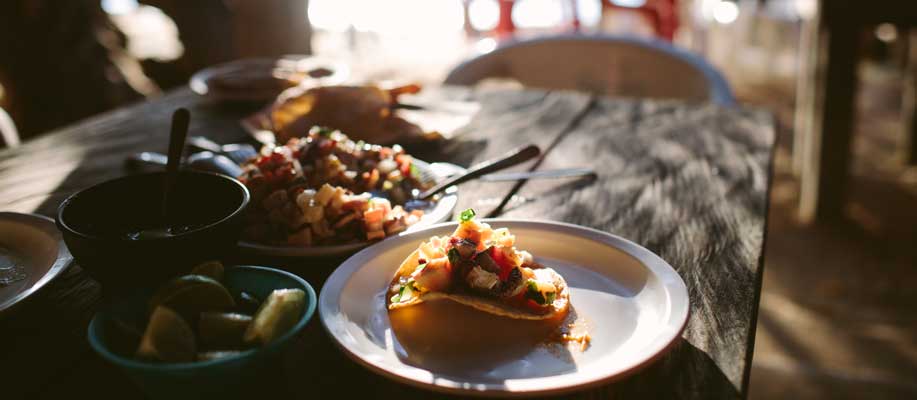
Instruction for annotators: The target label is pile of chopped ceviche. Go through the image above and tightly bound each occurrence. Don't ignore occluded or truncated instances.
[238,126,432,246]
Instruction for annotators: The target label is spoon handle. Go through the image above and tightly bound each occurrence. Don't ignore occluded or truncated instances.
[418,144,540,200]
[480,167,596,182]
[162,108,191,219]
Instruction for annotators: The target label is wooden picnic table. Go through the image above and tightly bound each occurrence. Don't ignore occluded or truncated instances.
[0,85,774,399]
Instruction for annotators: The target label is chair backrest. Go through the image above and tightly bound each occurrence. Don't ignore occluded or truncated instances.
[445,34,734,105]
[0,106,20,148]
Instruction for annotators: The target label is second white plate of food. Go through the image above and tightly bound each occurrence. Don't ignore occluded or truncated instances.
[319,219,689,397]
[190,55,349,102]
[236,160,458,258]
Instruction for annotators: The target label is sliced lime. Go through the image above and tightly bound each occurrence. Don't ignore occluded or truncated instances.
[148,274,235,319]
[199,312,252,349]
[243,289,306,346]
[190,261,224,282]
[135,306,196,363]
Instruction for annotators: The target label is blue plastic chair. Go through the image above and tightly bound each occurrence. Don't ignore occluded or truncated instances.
[445,34,735,105]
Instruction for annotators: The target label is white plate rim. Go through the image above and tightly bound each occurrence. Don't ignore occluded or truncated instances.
[319,219,690,397]
[0,212,74,314]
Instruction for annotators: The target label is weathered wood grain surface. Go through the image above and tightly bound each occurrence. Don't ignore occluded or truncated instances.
[0,87,774,399]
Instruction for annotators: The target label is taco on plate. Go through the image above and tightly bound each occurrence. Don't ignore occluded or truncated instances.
[387,209,570,320]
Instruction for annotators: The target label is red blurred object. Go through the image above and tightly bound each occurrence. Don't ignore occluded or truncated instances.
[492,0,582,37]
[602,0,679,41]
[495,0,517,38]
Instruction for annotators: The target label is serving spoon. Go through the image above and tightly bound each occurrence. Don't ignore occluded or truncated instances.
[128,108,191,240]
[162,108,190,220]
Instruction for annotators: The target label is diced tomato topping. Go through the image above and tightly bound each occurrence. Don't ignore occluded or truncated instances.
[363,208,384,223]
[489,247,514,281]
[274,165,295,183]
[398,155,412,176]
[341,199,368,211]
[525,299,548,312]
[505,292,546,312]
[319,139,337,155]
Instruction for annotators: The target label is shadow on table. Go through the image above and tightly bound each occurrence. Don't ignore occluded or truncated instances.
[605,338,743,399]
[413,137,488,168]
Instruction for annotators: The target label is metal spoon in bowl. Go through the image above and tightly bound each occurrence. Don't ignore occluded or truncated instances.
[130,108,190,240]
[163,108,191,218]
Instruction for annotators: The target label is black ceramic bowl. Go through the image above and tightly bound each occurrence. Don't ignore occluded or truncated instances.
[57,171,249,296]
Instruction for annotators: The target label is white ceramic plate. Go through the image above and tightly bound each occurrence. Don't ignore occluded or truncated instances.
[0,212,73,314]
[236,160,459,258]
[190,55,349,102]
[319,220,689,397]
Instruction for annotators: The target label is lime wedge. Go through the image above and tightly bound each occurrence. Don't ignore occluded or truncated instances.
[190,261,224,282]
[243,289,306,346]
[199,312,252,349]
[136,306,196,362]
[149,275,235,319]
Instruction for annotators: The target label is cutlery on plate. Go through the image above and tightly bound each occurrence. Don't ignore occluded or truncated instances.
[417,144,541,200]
[479,168,596,182]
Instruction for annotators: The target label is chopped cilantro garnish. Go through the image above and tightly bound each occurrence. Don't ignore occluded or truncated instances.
[390,284,406,303]
[459,208,476,222]
[391,279,418,304]
[409,163,422,180]
[413,263,427,275]
[545,291,556,305]
[525,279,548,305]
[312,126,334,137]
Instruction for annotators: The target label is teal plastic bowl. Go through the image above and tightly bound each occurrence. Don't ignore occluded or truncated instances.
[88,265,316,399]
